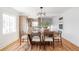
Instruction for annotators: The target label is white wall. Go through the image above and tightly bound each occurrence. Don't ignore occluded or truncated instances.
[0,7,19,49]
[52,16,60,31]
[62,8,79,47]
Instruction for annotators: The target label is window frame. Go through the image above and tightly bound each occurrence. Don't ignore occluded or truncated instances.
[3,13,16,34]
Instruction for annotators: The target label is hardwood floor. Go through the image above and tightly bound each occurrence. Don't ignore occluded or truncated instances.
[1,38,79,51]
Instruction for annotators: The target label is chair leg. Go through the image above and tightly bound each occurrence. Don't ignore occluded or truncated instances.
[39,36,41,50]
[38,42,41,49]
[43,38,46,50]
[29,43,33,50]
[31,45,33,50]
[42,36,46,50]
[43,41,45,50]
[53,40,54,49]
[60,39,63,46]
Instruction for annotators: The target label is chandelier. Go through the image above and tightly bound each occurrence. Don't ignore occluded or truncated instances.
[38,7,46,16]
[37,7,46,23]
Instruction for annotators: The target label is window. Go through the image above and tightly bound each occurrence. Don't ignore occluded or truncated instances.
[3,13,16,34]
[32,21,39,31]
[32,21,38,27]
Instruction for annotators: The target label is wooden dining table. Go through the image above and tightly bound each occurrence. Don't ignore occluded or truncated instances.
[28,30,62,49]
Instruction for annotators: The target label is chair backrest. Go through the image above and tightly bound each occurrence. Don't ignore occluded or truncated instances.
[43,31,54,40]
[28,34,32,44]
[53,31,62,40]
[32,32,41,37]
[28,32,41,44]
[58,30,62,37]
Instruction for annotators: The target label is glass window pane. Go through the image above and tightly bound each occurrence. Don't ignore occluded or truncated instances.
[3,13,16,34]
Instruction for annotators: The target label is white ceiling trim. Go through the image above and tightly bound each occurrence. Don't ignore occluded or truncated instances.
[13,7,71,18]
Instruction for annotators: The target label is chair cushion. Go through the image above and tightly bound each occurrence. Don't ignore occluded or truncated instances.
[54,36,60,39]
[21,35,28,40]
[32,36,40,42]
[44,37,53,41]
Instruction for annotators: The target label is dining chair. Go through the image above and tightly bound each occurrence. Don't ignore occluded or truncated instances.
[43,31,54,49]
[53,31,62,48]
[21,35,28,42]
[28,32,41,50]
[28,34,33,49]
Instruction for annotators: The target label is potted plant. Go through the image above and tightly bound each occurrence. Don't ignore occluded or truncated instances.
[38,21,50,29]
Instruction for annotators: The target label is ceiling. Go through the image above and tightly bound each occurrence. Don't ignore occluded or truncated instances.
[13,7,71,18]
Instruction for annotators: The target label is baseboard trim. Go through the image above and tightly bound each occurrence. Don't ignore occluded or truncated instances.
[62,38,79,51]
[0,39,19,51]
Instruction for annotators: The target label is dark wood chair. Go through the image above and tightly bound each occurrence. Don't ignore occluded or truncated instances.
[28,34,33,49]
[28,32,41,50]
[53,31,62,48]
[43,31,54,49]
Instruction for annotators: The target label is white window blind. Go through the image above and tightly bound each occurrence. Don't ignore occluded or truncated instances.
[3,13,16,34]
